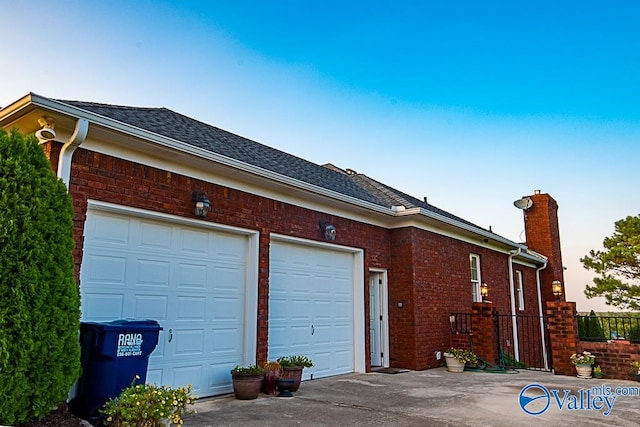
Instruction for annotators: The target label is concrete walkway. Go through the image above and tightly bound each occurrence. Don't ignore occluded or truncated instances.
[186,368,640,426]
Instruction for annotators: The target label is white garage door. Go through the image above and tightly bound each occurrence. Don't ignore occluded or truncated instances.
[269,240,357,379]
[80,206,254,397]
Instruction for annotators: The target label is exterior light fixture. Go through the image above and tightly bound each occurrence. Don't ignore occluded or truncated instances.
[552,280,563,301]
[35,116,56,142]
[192,191,210,218]
[319,221,336,241]
[480,282,489,302]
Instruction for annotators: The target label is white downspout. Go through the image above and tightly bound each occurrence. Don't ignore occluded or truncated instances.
[536,260,549,370]
[508,248,521,361]
[57,118,89,188]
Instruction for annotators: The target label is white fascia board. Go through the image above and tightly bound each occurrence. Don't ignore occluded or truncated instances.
[392,207,545,265]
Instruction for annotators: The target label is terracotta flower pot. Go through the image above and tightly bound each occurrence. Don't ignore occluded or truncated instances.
[231,372,265,400]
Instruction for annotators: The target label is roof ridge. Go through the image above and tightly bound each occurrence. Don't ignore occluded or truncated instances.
[55,99,165,112]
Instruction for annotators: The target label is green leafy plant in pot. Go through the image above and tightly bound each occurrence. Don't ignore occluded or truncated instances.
[276,355,314,392]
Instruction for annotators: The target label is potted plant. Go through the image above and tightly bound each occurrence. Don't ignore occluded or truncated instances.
[261,360,283,395]
[277,355,314,392]
[231,364,265,400]
[443,348,477,373]
[570,351,595,378]
[593,365,604,379]
[101,376,195,426]
[631,361,640,382]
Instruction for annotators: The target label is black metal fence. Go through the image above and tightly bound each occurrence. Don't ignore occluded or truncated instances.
[577,314,640,343]
[496,314,550,371]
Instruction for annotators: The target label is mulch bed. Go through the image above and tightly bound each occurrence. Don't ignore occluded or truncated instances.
[15,409,87,427]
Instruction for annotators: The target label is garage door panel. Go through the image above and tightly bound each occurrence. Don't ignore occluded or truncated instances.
[139,221,173,250]
[210,327,243,356]
[268,299,287,321]
[172,329,205,356]
[82,293,125,321]
[84,254,127,285]
[180,229,209,254]
[177,263,208,288]
[215,234,246,260]
[211,296,243,321]
[176,296,206,321]
[81,209,251,397]
[134,295,168,319]
[90,216,131,246]
[136,259,170,287]
[212,265,244,291]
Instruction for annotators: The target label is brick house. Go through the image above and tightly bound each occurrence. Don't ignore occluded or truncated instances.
[0,93,565,397]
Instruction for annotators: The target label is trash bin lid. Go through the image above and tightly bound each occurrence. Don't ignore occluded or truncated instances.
[81,319,162,331]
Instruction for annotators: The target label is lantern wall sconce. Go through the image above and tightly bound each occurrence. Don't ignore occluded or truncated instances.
[552,280,563,301]
[480,282,489,302]
[319,221,336,241]
[35,116,56,142]
[192,191,210,218]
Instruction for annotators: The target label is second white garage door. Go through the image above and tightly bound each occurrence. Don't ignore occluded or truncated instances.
[268,239,363,379]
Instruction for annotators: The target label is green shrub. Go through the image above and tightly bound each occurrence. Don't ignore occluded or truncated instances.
[101,377,195,427]
[578,310,607,342]
[0,129,81,424]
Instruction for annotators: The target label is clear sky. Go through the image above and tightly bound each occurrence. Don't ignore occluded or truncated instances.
[2,1,639,312]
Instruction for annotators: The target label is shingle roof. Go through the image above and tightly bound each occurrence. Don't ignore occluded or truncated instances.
[56,99,492,233]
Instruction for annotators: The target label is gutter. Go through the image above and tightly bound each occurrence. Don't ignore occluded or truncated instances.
[508,248,521,361]
[58,118,89,187]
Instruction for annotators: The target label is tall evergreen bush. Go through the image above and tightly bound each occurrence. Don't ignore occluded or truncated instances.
[0,129,81,424]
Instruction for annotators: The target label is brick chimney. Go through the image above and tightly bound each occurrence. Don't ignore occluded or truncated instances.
[522,191,565,303]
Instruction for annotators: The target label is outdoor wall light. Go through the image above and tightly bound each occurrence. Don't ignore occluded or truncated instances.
[480,282,489,302]
[192,191,210,218]
[449,315,457,334]
[35,116,56,142]
[319,221,336,241]
[552,280,563,301]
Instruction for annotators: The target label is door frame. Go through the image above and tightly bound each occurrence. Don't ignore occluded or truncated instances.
[369,268,389,368]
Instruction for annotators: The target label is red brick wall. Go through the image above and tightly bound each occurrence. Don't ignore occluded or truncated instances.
[580,341,640,381]
[59,146,547,373]
[390,227,540,370]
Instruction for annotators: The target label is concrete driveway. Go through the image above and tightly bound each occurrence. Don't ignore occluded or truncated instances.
[187,368,640,426]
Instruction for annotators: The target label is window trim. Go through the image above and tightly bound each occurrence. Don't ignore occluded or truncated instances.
[516,269,525,311]
[470,254,482,303]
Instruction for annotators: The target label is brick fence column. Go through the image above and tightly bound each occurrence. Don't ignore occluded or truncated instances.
[546,301,579,376]
[471,302,498,365]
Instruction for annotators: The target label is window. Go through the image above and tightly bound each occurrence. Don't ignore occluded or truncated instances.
[516,270,525,310]
[470,254,482,302]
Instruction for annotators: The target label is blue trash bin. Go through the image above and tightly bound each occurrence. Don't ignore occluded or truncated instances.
[71,320,162,423]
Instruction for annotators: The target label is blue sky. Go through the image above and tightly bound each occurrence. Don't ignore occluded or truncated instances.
[3,1,639,311]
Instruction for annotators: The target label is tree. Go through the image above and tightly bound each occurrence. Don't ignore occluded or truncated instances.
[0,129,81,424]
[581,215,640,311]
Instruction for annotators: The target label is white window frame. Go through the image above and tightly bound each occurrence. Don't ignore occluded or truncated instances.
[470,254,482,303]
[516,270,525,311]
